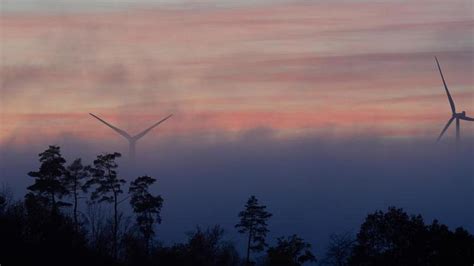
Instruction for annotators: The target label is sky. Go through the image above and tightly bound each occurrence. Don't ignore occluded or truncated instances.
[1,0,473,257]
[1,0,473,146]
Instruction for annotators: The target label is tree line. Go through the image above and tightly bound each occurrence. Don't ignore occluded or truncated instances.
[0,145,473,265]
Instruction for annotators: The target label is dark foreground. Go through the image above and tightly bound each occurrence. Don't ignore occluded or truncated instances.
[0,146,473,265]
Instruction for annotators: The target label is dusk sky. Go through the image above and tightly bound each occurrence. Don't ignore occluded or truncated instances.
[1,0,473,146]
[1,0,473,257]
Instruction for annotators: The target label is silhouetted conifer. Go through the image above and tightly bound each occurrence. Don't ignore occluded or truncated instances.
[27,145,68,214]
[236,195,272,264]
[64,158,89,231]
[84,152,125,258]
[129,175,163,254]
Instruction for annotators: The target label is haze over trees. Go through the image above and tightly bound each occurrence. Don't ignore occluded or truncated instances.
[0,145,473,266]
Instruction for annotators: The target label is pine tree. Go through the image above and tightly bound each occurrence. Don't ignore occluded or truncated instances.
[27,145,68,214]
[64,158,89,231]
[236,195,272,264]
[84,152,125,258]
[129,175,164,254]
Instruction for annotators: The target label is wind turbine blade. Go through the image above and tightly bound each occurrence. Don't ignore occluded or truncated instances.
[89,113,132,140]
[435,57,456,114]
[436,117,454,142]
[133,114,173,140]
[460,116,474,122]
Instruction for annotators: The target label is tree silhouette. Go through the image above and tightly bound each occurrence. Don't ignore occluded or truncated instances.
[426,220,474,265]
[0,183,13,211]
[27,145,68,214]
[152,225,241,266]
[185,225,240,266]
[266,234,316,266]
[85,200,112,255]
[0,195,6,216]
[349,206,474,265]
[84,152,125,258]
[64,158,89,231]
[129,175,163,254]
[321,233,355,266]
[0,185,7,215]
[235,195,272,264]
[350,206,426,265]
[1,190,118,266]
[6,145,474,266]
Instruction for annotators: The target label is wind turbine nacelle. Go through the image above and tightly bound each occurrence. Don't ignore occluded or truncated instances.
[455,111,466,118]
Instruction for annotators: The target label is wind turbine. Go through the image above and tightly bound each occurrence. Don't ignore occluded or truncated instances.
[90,113,172,160]
[435,57,473,142]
